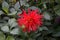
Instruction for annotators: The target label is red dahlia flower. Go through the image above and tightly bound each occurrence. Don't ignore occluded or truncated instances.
[17,9,43,32]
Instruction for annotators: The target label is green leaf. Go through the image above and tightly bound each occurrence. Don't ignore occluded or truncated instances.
[20,0,26,6]
[6,36,15,40]
[44,21,52,26]
[8,11,17,16]
[37,37,43,40]
[56,0,60,3]
[24,3,30,7]
[1,25,9,33]
[8,18,17,29]
[52,32,60,37]
[43,12,52,20]
[0,11,4,15]
[55,9,60,16]
[0,32,5,40]
[10,28,19,35]
[54,5,60,16]
[39,26,48,31]
[33,33,41,38]
[0,20,6,27]
[2,7,9,14]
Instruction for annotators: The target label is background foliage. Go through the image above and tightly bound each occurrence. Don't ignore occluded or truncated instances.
[0,0,60,40]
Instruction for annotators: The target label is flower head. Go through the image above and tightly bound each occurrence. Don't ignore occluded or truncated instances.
[17,9,43,32]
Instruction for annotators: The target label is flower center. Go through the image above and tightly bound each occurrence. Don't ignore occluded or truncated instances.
[28,17,33,22]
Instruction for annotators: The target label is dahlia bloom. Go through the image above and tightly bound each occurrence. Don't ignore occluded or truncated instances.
[17,9,43,32]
